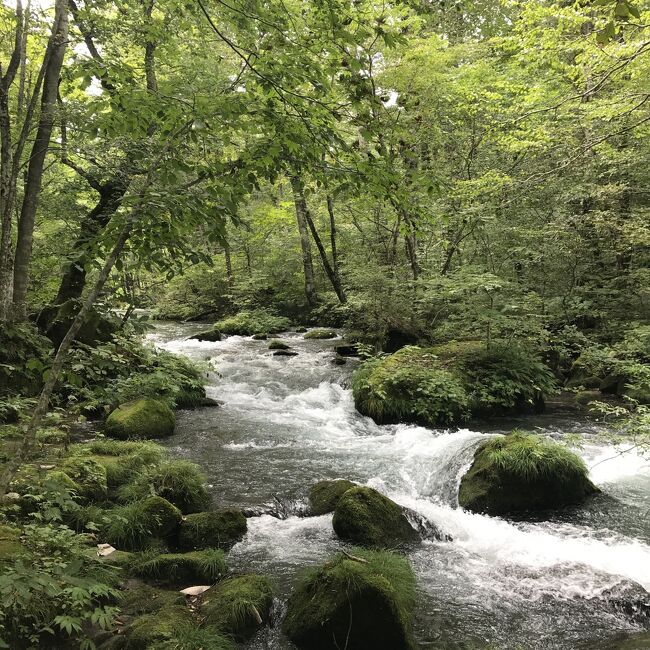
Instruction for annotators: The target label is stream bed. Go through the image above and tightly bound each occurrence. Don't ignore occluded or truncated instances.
[148,322,650,650]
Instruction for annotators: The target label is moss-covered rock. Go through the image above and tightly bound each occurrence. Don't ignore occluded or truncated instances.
[60,456,108,501]
[268,339,290,350]
[214,310,290,336]
[189,329,222,342]
[117,459,212,514]
[352,343,556,427]
[131,549,227,585]
[125,605,194,649]
[202,574,273,641]
[304,328,337,340]
[103,496,182,551]
[458,431,598,515]
[120,584,185,616]
[332,486,419,549]
[309,480,356,516]
[283,549,416,650]
[177,509,247,551]
[105,399,175,440]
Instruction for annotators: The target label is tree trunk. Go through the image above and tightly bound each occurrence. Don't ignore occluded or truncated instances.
[290,176,317,306]
[224,241,233,286]
[12,0,69,320]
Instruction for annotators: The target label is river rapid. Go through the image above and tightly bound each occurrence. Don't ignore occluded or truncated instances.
[147,322,650,650]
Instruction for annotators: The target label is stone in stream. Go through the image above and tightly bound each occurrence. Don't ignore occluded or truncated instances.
[332,355,347,365]
[268,339,291,350]
[252,332,268,340]
[177,509,247,551]
[334,343,360,357]
[189,328,222,342]
[273,349,298,357]
[308,479,356,515]
[105,398,175,439]
[304,328,337,340]
[458,431,598,515]
[332,486,420,548]
[283,549,416,650]
[201,574,273,641]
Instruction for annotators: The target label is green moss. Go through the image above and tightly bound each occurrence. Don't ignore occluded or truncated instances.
[304,328,337,339]
[117,460,212,514]
[190,329,222,342]
[103,496,182,551]
[105,399,175,440]
[268,339,290,350]
[177,509,247,551]
[120,584,185,615]
[352,343,555,427]
[309,480,356,516]
[60,456,108,501]
[458,430,598,515]
[202,574,273,641]
[214,310,290,336]
[131,549,227,585]
[0,523,24,565]
[332,486,419,549]
[283,549,416,650]
[156,623,236,650]
[126,605,194,649]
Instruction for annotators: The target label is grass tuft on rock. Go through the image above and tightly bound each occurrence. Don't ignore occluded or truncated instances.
[458,430,598,515]
[202,574,273,641]
[105,398,175,440]
[283,548,416,650]
[131,549,226,585]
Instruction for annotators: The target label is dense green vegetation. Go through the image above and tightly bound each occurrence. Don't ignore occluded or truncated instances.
[1,0,649,647]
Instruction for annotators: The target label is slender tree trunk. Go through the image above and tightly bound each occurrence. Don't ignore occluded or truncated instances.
[224,241,233,286]
[403,212,419,281]
[12,0,69,320]
[290,176,317,306]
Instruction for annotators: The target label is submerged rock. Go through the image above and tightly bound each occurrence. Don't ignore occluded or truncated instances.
[105,398,175,439]
[189,328,222,342]
[273,349,298,357]
[458,431,598,515]
[332,486,419,548]
[283,549,416,650]
[177,509,247,551]
[202,574,273,640]
[334,343,360,357]
[332,355,347,365]
[308,479,356,516]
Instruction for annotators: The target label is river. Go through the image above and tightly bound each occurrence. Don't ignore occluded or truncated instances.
[147,322,650,650]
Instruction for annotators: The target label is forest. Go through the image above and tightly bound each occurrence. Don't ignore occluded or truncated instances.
[0,0,649,648]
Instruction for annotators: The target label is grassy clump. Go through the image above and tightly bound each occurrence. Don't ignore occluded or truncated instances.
[103,496,182,551]
[332,486,419,549]
[268,339,290,350]
[105,398,175,440]
[304,328,337,340]
[156,623,236,650]
[177,509,247,551]
[308,479,356,516]
[283,549,416,650]
[117,460,212,514]
[130,549,227,585]
[60,456,108,501]
[214,310,290,336]
[352,343,556,427]
[119,584,186,616]
[0,524,24,566]
[459,430,598,515]
[126,605,195,649]
[202,574,273,641]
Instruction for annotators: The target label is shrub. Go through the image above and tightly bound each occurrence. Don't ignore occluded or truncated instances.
[201,574,273,641]
[214,309,291,336]
[458,430,598,514]
[130,549,227,585]
[0,322,51,398]
[118,460,212,514]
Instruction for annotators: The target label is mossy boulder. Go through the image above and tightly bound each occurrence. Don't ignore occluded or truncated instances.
[214,310,290,336]
[117,460,212,514]
[104,496,182,551]
[268,339,290,350]
[178,509,247,551]
[131,549,227,585]
[125,605,194,649]
[352,342,555,427]
[283,549,416,650]
[252,333,268,340]
[202,574,273,641]
[105,399,175,440]
[458,431,598,515]
[309,480,356,516]
[60,456,108,501]
[332,486,419,549]
[189,329,222,342]
[304,328,337,340]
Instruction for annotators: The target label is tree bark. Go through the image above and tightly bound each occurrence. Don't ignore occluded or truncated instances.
[290,176,317,306]
[12,0,69,320]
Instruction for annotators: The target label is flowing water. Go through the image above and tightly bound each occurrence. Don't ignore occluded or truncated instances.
[148,322,650,650]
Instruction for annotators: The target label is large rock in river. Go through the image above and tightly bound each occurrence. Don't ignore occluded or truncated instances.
[332,486,419,548]
[309,479,356,515]
[458,431,598,515]
[283,549,416,650]
[105,398,175,439]
[177,509,247,551]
